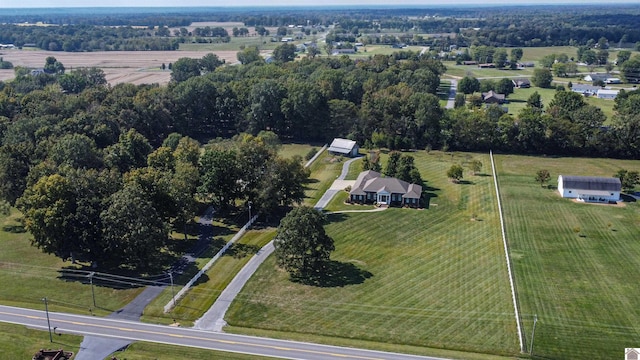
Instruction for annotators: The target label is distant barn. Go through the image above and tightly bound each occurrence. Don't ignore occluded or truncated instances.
[328,138,359,157]
[558,175,621,203]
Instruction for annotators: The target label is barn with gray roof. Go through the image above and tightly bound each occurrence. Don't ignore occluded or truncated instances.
[328,138,359,157]
[558,175,621,203]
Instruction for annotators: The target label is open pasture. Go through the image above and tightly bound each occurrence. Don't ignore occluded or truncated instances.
[495,154,640,359]
[225,151,520,357]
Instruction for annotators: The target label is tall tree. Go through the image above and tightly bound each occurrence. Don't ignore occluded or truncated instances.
[101,185,168,270]
[384,151,402,177]
[273,206,335,279]
[531,68,553,88]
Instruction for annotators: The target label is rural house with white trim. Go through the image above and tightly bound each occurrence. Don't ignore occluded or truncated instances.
[349,170,422,207]
[558,175,621,203]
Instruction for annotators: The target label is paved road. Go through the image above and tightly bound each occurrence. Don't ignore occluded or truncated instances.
[196,155,362,331]
[445,79,458,109]
[0,305,445,360]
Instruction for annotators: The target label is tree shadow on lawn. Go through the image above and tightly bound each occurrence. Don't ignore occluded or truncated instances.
[293,260,373,288]
[325,212,349,223]
[224,243,261,259]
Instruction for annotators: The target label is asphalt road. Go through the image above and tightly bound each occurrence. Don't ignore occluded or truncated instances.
[0,305,446,360]
[445,79,458,109]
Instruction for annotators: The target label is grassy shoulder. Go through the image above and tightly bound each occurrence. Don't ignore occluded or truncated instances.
[225,326,520,360]
[496,154,640,360]
[225,151,520,356]
[0,322,83,359]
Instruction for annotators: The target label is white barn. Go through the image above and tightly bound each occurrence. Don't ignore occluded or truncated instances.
[328,138,359,157]
[558,175,621,203]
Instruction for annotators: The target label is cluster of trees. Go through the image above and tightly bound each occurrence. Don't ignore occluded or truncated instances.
[0,56,310,270]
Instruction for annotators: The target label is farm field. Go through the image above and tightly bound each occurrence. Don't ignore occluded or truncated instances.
[495,154,640,359]
[0,49,241,85]
[225,151,520,357]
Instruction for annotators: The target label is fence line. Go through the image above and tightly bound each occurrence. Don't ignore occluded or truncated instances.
[490,150,525,353]
[163,215,258,313]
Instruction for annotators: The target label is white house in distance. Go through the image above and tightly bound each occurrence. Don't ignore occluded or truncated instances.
[558,175,621,203]
[328,138,359,157]
[597,89,620,100]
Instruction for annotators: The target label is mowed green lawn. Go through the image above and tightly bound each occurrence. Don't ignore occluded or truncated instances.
[495,154,640,359]
[225,151,520,357]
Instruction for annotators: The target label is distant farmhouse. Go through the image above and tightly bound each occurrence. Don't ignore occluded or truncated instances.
[482,90,505,104]
[558,175,621,203]
[512,78,531,88]
[583,73,621,84]
[597,89,620,100]
[571,84,601,97]
[328,138,359,157]
[349,170,422,207]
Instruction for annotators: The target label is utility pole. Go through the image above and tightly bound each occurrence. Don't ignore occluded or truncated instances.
[530,314,538,355]
[88,272,96,308]
[42,297,52,343]
[248,201,253,226]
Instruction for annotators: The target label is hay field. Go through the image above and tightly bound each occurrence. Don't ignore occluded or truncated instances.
[0,49,241,85]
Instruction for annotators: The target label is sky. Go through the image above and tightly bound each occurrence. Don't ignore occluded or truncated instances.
[2,0,639,7]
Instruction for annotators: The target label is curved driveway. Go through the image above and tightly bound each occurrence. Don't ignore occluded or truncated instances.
[195,155,362,331]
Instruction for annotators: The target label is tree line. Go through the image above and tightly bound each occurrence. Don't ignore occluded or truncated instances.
[1,51,640,269]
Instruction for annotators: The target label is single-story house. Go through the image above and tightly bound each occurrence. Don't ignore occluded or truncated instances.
[482,90,506,104]
[349,170,422,207]
[517,62,535,68]
[583,73,610,83]
[328,138,359,157]
[605,77,622,84]
[626,348,639,360]
[512,78,531,88]
[478,63,495,68]
[462,60,478,65]
[558,175,621,203]
[571,84,601,96]
[597,89,620,99]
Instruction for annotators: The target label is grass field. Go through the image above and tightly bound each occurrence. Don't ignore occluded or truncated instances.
[225,151,520,357]
[303,150,345,206]
[278,143,320,160]
[0,209,142,316]
[495,154,640,359]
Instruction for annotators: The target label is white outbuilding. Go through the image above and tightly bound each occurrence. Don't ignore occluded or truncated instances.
[558,175,621,203]
[328,138,359,157]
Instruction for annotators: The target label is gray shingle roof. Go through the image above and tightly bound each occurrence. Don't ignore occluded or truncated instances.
[559,175,621,191]
[350,171,422,198]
